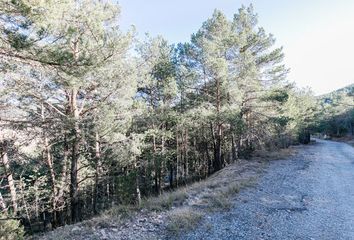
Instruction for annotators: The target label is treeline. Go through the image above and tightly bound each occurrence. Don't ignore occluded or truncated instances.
[0,1,315,236]
[315,84,354,137]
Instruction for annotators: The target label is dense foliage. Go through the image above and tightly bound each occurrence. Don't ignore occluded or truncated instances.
[315,84,354,137]
[0,1,329,235]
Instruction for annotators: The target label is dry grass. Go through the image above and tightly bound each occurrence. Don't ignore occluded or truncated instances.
[105,204,138,219]
[199,178,257,211]
[79,205,140,230]
[206,192,232,210]
[166,208,204,235]
[202,184,239,211]
[253,147,296,161]
[141,188,188,211]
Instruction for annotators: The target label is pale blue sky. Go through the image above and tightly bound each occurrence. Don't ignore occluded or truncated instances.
[118,0,354,95]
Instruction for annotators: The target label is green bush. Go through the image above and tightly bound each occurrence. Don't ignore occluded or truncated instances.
[0,216,24,240]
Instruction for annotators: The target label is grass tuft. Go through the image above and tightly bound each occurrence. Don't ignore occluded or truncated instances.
[105,204,137,219]
[208,192,232,210]
[166,208,204,235]
[141,189,188,211]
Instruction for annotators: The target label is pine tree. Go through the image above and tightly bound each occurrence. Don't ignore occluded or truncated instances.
[136,35,178,194]
[1,0,135,223]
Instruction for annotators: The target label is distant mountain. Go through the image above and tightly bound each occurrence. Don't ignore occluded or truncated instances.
[319,83,354,104]
[316,83,354,137]
[321,83,354,98]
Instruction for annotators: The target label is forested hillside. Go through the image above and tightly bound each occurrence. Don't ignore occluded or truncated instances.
[316,84,354,137]
[0,1,318,238]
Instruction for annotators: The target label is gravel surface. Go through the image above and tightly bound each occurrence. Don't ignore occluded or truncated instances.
[181,139,354,240]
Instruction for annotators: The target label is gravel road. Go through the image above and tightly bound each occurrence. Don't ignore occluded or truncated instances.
[182,139,354,240]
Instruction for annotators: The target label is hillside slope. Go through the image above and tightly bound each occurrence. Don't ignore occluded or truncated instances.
[32,149,294,240]
[316,83,354,136]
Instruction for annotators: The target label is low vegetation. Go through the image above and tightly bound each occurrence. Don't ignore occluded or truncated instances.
[0,215,24,240]
[141,189,188,212]
[166,208,204,235]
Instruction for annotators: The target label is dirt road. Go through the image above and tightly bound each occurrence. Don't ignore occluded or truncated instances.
[183,139,354,240]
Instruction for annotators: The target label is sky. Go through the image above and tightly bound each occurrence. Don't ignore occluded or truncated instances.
[117,0,354,95]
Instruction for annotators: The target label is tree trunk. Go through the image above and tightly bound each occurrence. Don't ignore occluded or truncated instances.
[231,134,237,162]
[210,122,222,172]
[152,128,160,195]
[214,77,223,171]
[56,134,69,225]
[135,157,141,206]
[70,88,81,223]
[216,125,222,169]
[169,163,173,189]
[205,141,212,176]
[176,127,179,187]
[41,104,57,224]
[0,191,7,213]
[160,123,165,191]
[183,129,189,179]
[93,132,101,214]
[0,141,17,214]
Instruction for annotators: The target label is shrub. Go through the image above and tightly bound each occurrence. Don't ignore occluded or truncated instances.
[0,216,24,240]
